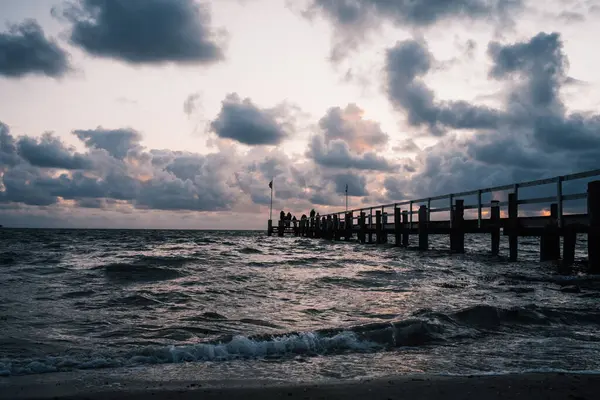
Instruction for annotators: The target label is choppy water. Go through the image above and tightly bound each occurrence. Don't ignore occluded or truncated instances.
[1,229,600,378]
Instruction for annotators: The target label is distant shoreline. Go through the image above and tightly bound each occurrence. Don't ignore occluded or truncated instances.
[2,371,599,400]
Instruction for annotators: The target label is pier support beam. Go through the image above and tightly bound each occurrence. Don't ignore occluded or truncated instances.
[589,181,600,273]
[394,207,401,247]
[368,211,373,243]
[268,219,273,236]
[381,211,388,244]
[359,212,366,244]
[508,193,518,261]
[451,199,465,253]
[375,211,382,244]
[418,205,428,251]
[332,215,338,241]
[540,204,560,262]
[345,212,353,241]
[402,210,409,247]
[491,201,500,256]
[278,219,284,237]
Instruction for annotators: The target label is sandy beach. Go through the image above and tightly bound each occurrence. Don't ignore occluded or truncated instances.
[2,371,599,400]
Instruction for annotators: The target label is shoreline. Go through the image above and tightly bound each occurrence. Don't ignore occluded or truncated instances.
[2,370,599,400]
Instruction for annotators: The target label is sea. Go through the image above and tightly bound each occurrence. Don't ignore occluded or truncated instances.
[1,229,600,381]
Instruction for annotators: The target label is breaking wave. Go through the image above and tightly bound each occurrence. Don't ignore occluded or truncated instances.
[3,303,597,376]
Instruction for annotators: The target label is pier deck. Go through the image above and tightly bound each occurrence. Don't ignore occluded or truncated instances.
[268,169,600,272]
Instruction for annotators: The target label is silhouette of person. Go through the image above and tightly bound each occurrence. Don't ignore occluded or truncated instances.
[286,212,292,227]
[310,209,315,219]
[280,210,285,221]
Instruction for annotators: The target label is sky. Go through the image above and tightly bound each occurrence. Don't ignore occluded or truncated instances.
[1,0,600,229]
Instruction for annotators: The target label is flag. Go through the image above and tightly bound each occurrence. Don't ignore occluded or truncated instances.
[269,180,273,189]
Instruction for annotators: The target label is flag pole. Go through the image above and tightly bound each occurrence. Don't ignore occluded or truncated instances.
[345,184,348,212]
[269,179,273,221]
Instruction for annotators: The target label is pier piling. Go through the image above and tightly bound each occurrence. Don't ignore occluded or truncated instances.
[375,211,382,244]
[394,207,401,247]
[418,205,428,251]
[451,199,465,253]
[359,212,366,244]
[402,210,409,247]
[508,193,518,261]
[540,204,560,262]
[588,181,600,273]
[491,200,500,256]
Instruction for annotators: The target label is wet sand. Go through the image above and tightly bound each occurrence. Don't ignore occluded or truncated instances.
[2,371,599,400]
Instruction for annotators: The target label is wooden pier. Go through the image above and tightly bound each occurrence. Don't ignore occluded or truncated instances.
[268,169,600,273]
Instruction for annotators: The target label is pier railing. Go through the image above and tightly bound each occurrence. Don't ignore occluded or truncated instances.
[268,169,600,273]
[323,168,600,228]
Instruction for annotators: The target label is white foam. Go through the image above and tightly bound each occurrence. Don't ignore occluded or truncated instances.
[0,330,380,376]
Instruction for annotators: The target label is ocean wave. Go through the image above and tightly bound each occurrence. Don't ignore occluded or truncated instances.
[2,302,600,376]
[95,262,182,283]
[239,247,263,254]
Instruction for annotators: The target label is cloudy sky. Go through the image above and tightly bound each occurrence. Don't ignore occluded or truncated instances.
[1,0,600,229]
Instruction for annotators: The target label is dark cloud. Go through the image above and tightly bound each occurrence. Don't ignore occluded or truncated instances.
[0,122,20,167]
[16,133,91,170]
[332,172,368,196]
[0,123,240,212]
[310,192,340,206]
[306,0,522,61]
[385,39,502,135]
[210,93,292,145]
[488,32,565,112]
[0,19,70,78]
[319,104,388,152]
[57,0,225,65]
[74,128,143,159]
[381,32,600,202]
[308,135,394,171]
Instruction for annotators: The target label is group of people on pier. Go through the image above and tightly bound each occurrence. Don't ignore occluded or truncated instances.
[279,209,319,230]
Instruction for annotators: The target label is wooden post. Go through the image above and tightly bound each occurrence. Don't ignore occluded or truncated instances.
[359,212,366,244]
[368,209,373,243]
[345,212,353,241]
[508,192,518,261]
[563,229,576,268]
[449,194,454,228]
[332,214,338,241]
[451,199,465,253]
[477,190,482,228]
[540,204,560,262]
[382,211,388,243]
[588,181,600,273]
[491,200,500,256]
[268,219,273,236]
[375,210,382,244]
[394,207,401,247]
[402,210,409,247]
[324,216,330,240]
[314,217,320,239]
[418,205,428,250]
[278,219,284,237]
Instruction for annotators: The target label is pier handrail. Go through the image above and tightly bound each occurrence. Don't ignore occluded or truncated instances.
[318,168,600,228]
